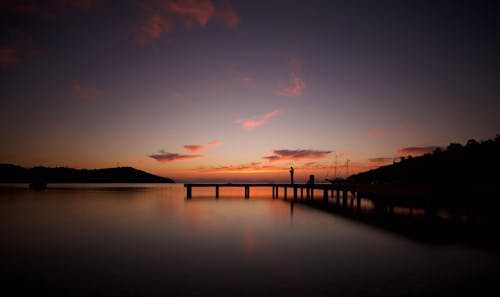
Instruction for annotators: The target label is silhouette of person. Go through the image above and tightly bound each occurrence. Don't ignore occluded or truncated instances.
[290,166,294,184]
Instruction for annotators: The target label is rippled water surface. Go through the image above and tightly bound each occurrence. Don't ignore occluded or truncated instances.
[0,184,499,296]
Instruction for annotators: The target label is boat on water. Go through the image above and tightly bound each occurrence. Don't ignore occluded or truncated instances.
[325,177,347,185]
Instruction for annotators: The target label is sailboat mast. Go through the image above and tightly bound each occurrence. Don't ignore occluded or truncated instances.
[334,153,337,179]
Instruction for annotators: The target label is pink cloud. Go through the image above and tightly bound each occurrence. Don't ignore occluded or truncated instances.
[230,67,255,84]
[238,73,254,83]
[368,125,417,139]
[368,128,386,138]
[195,160,356,176]
[135,0,239,45]
[183,145,204,153]
[166,0,239,29]
[208,140,222,145]
[149,150,205,162]
[192,158,385,179]
[262,155,280,162]
[136,13,174,45]
[288,56,302,73]
[264,149,332,163]
[196,162,285,174]
[183,140,222,152]
[71,82,101,100]
[277,57,306,97]
[397,146,439,156]
[235,110,281,131]
[214,4,239,29]
[166,0,216,28]
[277,76,306,97]
[368,157,394,165]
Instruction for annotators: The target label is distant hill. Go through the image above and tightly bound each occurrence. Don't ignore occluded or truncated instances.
[349,135,500,187]
[0,164,174,183]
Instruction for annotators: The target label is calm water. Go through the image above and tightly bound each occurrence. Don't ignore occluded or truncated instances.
[0,184,499,297]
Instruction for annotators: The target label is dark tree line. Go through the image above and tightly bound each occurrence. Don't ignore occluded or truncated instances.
[349,135,500,186]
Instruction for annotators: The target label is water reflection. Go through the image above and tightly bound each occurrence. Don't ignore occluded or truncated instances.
[0,184,499,296]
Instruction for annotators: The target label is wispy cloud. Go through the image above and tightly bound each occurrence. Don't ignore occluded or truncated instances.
[71,82,101,100]
[262,155,280,162]
[183,145,204,153]
[368,125,417,139]
[397,146,439,156]
[149,150,204,162]
[237,72,254,84]
[277,76,306,97]
[368,128,386,138]
[136,13,174,44]
[151,140,220,163]
[136,0,239,44]
[183,140,222,153]
[166,0,216,28]
[264,149,331,162]
[196,162,285,174]
[229,67,255,84]
[190,158,383,179]
[368,157,394,165]
[235,110,281,131]
[277,56,306,97]
[195,160,356,176]
[166,0,240,28]
[214,3,239,29]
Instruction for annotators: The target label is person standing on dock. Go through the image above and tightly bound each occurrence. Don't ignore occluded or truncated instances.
[290,166,294,184]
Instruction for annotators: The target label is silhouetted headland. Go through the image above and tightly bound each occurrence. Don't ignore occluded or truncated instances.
[348,135,500,197]
[0,164,174,184]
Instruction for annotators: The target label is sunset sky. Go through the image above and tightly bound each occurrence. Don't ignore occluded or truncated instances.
[1,0,499,182]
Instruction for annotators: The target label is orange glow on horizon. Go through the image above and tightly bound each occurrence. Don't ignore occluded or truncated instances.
[149,160,380,182]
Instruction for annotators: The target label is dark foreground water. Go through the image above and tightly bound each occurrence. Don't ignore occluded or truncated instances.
[0,184,499,297]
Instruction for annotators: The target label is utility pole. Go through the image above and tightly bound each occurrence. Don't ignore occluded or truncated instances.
[334,152,338,180]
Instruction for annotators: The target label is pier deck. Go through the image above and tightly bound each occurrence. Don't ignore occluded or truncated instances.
[184,183,356,201]
[183,182,498,217]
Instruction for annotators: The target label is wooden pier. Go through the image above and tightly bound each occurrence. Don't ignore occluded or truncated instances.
[183,182,495,218]
[184,183,357,202]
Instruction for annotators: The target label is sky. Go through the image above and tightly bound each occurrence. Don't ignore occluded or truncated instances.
[1,0,499,182]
